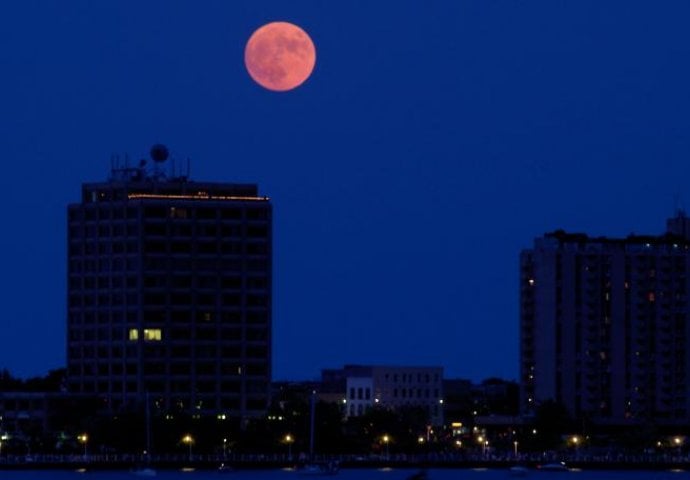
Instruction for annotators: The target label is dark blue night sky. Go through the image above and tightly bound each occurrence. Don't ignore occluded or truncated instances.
[1,1,689,381]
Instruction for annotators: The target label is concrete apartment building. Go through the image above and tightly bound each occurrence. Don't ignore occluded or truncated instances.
[324,365,444,426]
[66,147,272,420]
[520,212,690,426]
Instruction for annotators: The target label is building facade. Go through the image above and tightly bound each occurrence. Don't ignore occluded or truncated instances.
[325,365,444,425]
[520,213,690,426]
[66,151,272,420]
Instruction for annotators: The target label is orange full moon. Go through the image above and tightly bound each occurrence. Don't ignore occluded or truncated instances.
[244,22,316,92]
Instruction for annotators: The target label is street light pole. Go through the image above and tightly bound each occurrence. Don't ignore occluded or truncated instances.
[182,434,194,461]
[77,434,88,458]
[674,437,683,458]
[285,434,294,460]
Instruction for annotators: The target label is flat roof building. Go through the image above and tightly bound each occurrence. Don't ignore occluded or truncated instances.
[520,212,690,426]
[66,148,272,420]
[323,365,444,426]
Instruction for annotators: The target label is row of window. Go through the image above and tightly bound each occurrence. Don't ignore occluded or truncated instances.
[73,381,268,410]
[69,310,268,325]
[69,239,268,257]
[135,395,250,412]
[142,275,268,289]
[70,275,267,291]
[69,222,268,240]
[69,292,269,307]
[129,328,162,341]
[142,223,267,237]
[143,206,269,221]
[70,205,269,222]
[69,344,266,360]
[394,388,439,399]
[69,258,138,274]
[143,257,268,272]
[347,403,441,417]
[70,224,140,238]
[349,387,371,400]
[69,241,138,255]
[69,275,139,289]
[383,372,440,383]
[69,361,268,377]
[142,240,267,255]
[69,328,269,344]
[69,257,269,276]
[347,387,440,400]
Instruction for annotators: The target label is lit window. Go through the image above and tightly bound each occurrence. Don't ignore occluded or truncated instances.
[143,329,162,341]
[169,207,188,219]
[129,329,139,341]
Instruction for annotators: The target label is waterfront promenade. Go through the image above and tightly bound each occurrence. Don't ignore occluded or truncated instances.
[2,451,690,471]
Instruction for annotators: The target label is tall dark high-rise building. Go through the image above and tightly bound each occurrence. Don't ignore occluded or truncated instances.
[66,149,272,420]
[520,212,690,426]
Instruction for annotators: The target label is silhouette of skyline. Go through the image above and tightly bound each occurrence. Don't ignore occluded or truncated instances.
[1,1,690,382]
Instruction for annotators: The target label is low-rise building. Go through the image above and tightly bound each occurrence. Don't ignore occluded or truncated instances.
[323,365,444,425]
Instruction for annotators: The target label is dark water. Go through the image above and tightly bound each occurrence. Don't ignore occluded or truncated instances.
[0,468,688,480]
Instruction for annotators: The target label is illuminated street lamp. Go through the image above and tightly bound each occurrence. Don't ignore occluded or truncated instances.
[182,434,194,460]
[382,435,390,460]
[673,436,684,457]
[222,438,228,458]
[0,433,8,456]
[477,436,487,456]
[513,440,518,457]
[570,436,581,458]
[284,434,294,459]
[77,433,88,457]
